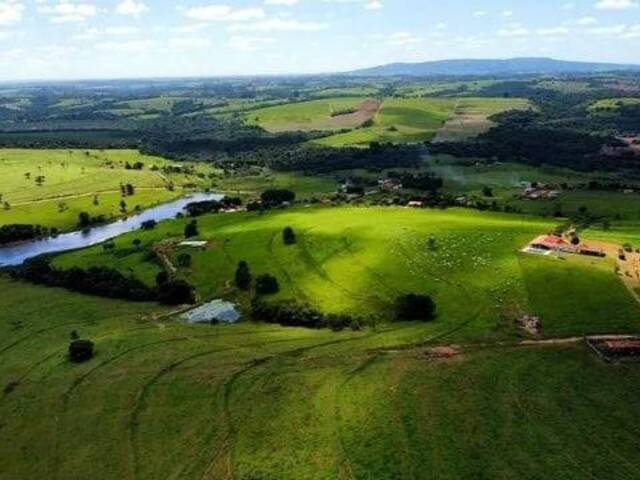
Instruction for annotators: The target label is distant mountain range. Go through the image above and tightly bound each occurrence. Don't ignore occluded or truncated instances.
[348,57,640,77]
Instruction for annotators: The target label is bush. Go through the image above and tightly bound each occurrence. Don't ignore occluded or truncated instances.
[396,294,436,322]
[261,189,295,205]
[0,224,51,245]
[140,220,157,230]
[251,298,362,330]
[184,220,199,238]
[235,261,252,291]
[255,274,279,295]
[156,278,196,305]
[69,339,94,363]
[177,253,192,268]
[283,227,297,245]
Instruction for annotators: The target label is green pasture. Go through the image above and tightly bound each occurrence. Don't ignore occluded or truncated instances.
[2,275,640,479]
[315,97,457,146]
[0,149,216,231]
[54,206,640,341]
[589,97,640,112]
[247,97,371,132]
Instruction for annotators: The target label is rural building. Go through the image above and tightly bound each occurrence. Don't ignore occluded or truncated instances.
[408,201,423,208]
[529,234,571,252]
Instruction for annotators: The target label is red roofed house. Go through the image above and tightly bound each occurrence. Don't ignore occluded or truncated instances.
[529,234,573,252]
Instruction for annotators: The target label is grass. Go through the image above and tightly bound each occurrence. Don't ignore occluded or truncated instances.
[2,275,640,479]
[53,206,640,342]
[0,149,219,231]
[314,97,457,147]
[247,97,371,132]
[217,171,337,198]
[434,97,531,142]
[590,97,640,112]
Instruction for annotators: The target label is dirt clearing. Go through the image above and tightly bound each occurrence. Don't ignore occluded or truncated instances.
[329,99,381,129]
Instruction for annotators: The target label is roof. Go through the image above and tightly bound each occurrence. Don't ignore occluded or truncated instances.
[530,235,569,249]
[181,300,241,324]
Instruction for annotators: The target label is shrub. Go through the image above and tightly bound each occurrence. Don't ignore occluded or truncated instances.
[177,253,192,268]
[255,274,279,295]
[184,220,199,238]
[283,227,297,245]
[235,261,252,291]
[261,189,295,205]
[69,339,94,363]
[156,278,196,305]
[140,220,157,230]
[396,294,436,322]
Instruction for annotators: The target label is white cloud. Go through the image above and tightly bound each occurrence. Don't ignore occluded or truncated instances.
[264,0,298,5]
[587,24,627,34]
[0,1,24,26]
[168,36,211,49]
[365,1,383,9]
[185,5,265,22]
[95,39,155,53]
[595,0,638,10]
[115,0,148,17]
[227,35,275,50]
[37,1,98,23]
[228,18,328,32]
[577,16,598,25]
[498,24,529,37]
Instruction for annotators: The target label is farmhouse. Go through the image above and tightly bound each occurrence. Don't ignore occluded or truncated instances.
[529,234,572,252]
[408,200,424,208]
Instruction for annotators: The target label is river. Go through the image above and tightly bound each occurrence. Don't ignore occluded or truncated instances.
[0,192,223,267]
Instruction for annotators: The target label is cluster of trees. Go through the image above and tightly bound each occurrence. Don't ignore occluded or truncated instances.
[234,261,280,295]
[0,224,54,245]
[184,197,242,217]
[12,257,195,305]
[78,212,106,229]
[251,298,361,331]
[395,294,437,322]
[261,189,295,206]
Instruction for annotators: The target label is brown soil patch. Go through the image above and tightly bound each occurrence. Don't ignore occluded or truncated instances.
[420,345,461,360]
[329,99,381,129]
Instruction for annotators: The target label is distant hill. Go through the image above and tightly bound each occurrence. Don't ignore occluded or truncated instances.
[348,57,640,77]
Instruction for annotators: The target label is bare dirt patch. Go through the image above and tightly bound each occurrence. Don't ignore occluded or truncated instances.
[329,99,381,129]
[419,345,461,360]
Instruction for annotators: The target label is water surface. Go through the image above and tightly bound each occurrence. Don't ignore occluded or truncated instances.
[0,192,222,267]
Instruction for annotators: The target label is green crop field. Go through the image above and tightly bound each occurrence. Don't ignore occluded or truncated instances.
[2,274,640,479]
[247,97,374,132]
[54,206,640,341]
[0,149,218,231]
[314,97,457,147]
[434,97,531,142]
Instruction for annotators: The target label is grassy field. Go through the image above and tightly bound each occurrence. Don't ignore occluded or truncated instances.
[246,97,373,132]
[589,97,640,112]
[217,171,337,198]
[434,97,531,142]
[53,206,640,342]
[2,275,640,479]
[314,97,457,147]
[0,149,221,231]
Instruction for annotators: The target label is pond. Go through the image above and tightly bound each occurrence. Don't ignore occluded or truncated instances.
[0,192,223,267]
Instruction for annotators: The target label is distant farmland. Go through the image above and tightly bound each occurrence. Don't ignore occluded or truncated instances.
[313,97,457,146]
[434,97,531,142]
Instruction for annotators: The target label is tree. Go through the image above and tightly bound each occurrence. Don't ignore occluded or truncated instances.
[482,186,494,198]
[78,211,91,228]
[283,226,297,245]
[132,239,142,250]
[256,274,279,295]
[235,261,251,291]
[261,189,295,205]
[69,339,94,363]
[125,183,135,196]
[177,253,192,268]
[396,294,436,322]
[120,200,127,213]
[140,220,157,230]
[93,195,99,206]
[184,220,199,238]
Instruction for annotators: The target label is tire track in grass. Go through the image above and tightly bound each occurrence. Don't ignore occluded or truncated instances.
[0,321,96,357]
[128,336,308,480]
[333,353,382,480]
[51,327,287,480]
[183,334,385,480]
[266,231,311,302]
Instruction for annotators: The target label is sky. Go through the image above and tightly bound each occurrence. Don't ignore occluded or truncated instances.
[0,0,639,80]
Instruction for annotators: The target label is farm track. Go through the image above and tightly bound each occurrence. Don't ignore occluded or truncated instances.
[127,336,309,480]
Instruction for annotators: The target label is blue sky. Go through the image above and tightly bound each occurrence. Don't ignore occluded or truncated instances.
[0,0,639,80]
